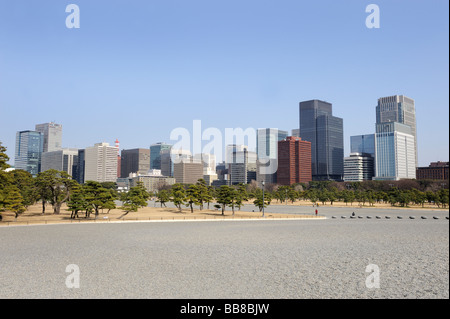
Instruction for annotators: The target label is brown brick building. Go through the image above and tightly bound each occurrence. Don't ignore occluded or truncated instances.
[416,161,449,180]
[277,137,312,185]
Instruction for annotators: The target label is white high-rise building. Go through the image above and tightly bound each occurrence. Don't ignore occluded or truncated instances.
[35,122,63,153]
[343,153,374,182]
[84,143,118,183]
[374,122,416,181]
[376,95,417,166]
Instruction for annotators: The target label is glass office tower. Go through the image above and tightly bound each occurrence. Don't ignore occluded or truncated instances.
[150,143,172,170]
[256,128,288,184]
[350,134,375,158]
[299,100,344,181]
[376,95,417,166]
[15,130,43,177]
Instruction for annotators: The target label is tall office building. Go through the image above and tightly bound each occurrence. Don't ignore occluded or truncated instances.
[343,153,374,182]
[14,130,43,177]
[173,160,204,185]
[374,122,416,180]
[299,99,344,181]
[41,148,79,176]
[376,95,417,166]
[256,128,288,184]
[277,136,312,185]
[350,134,376,158]
[84,143,118,183]
[73,149,85,184]
[229,149,257,185]
[150,143,172,170]
[120,148,150,178]
[35,122,62,153]
[161,148,192,177]
[194,153,217,174]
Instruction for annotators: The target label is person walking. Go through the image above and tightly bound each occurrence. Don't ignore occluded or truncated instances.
[315,209,318,216]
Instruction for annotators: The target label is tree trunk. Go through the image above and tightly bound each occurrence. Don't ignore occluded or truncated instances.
[42,200,46,214]
[54,203,62,214]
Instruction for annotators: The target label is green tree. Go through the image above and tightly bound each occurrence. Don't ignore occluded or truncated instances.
[411,189,426,207]
[5,186,26,220]
[83,181,117,219]
[253,189,272,213]
[0,142,10,171]
[397,190,412,207]
[156,190,170,208]
[171,183,186,213]
[437,189,449,208]
[35,170,77,214]
[341,190,355,206]
[318,189,329,206]
[305,189,319,206]
[119,182,150,217]
[67,184,89,219]
[233,184,248,212]
[195,179,212,211]
[215,185,234,215]
[0,142,12,215]
[205,186,215,210]
[287,187,298,203]
[365,190,376,207]
[10,169,38,209]
[328,187,338,205]
[185,184,200,213]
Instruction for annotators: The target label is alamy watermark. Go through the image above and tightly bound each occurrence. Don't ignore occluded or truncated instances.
[366,4,380,29]
[65,264,80,289]
[66,4,80,29]
[365,264,381,289]
[169,120,279,175]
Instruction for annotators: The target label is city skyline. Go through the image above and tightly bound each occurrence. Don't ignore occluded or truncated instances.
[0,1,448,167]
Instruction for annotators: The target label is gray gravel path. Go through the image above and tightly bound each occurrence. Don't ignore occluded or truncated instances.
[0,216,448,299]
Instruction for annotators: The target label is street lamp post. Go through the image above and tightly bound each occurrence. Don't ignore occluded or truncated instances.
[262,181,265,218]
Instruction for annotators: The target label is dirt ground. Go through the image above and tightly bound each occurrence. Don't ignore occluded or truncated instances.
[0,202,319,226]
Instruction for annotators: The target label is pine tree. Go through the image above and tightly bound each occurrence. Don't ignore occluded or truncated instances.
[171,184,186,213]
[6,186,26,220]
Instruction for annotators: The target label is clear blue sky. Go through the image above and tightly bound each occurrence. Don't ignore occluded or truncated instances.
[0,0,448,166]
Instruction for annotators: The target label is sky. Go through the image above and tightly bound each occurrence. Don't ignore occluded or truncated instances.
[0,0,448,166]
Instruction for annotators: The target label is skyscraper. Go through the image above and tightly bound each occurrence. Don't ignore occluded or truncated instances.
[376,95,417,165]
[150,143,172,170]
[350,134,375,159]
[173,160,204,185]
[120,148,150,178]
[229,149,257,185]
[277,136,312,185]
[84,142,118,183]
[14,130,43,177]
[374,122,416,180]
[299,99,344,181]
[256,128,288,184]
[41,148,79,176]
[35,122,62,153]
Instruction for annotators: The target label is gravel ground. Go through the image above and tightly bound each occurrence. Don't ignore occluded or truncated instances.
[0,216,448,299]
